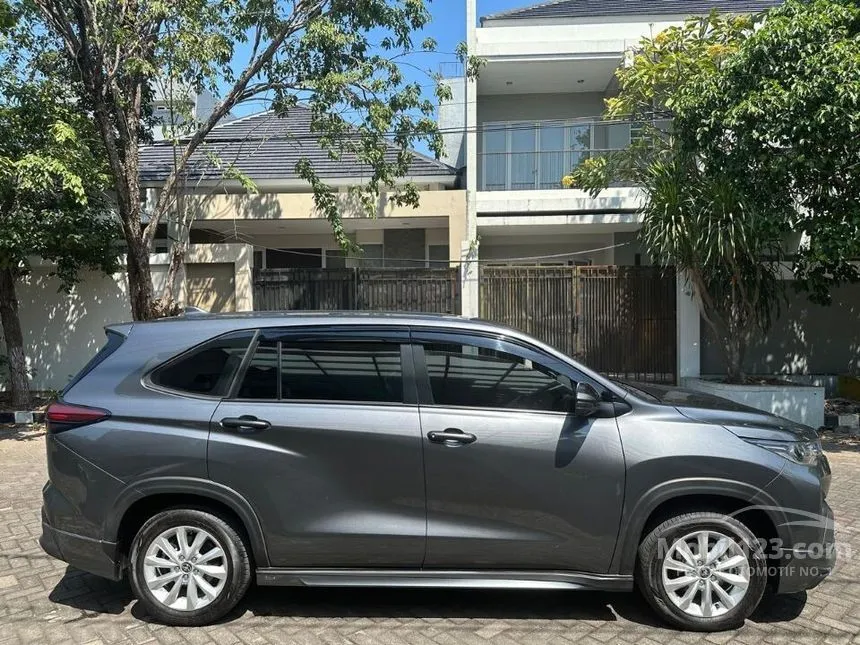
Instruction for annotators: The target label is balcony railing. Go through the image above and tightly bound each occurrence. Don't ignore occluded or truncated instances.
[478,117,669,192]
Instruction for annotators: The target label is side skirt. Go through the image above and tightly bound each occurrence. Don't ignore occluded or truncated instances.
[256,568,634,591]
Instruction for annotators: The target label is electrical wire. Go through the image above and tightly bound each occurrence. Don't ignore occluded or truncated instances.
[207,233,631,265]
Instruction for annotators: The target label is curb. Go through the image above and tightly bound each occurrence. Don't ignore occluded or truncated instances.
[0,411,46,425]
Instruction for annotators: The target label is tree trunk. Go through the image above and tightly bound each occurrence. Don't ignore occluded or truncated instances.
[722,324,747,384]
[0,266,31,409]
[125,237,154,321]
[163,240,187,305]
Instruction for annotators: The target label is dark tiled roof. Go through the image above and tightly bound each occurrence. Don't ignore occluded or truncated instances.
[139,107,456,183]
[482,0,781,22]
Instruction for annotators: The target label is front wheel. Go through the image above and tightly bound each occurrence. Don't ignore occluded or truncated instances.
[129,508,251,626]
[637,512,768,631]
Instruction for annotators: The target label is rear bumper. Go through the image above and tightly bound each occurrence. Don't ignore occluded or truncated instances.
[40,509,122,581]
[775,501,836,594]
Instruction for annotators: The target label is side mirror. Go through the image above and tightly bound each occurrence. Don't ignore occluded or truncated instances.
[574,382,600,417]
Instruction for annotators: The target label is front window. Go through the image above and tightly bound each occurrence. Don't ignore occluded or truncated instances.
[481,120,597,191]
[421,341,575,413]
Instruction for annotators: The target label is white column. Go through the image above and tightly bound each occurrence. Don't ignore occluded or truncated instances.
[676,270,701,383]
[461,0,480,317]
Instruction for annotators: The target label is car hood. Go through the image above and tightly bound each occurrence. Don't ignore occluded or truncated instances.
[622,382,819,442]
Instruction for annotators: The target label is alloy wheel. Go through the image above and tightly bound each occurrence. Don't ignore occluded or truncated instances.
[142,526,228,611]
[661,529,751,618]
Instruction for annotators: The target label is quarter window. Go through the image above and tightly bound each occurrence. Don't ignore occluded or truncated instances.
[151,331,254,396]
[236,339,403,403]
[422,342,574,412]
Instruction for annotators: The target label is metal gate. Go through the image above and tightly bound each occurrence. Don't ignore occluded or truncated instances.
[480,265,677,383]
[253,267,460,314]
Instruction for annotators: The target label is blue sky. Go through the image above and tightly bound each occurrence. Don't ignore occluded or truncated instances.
[231,1,535,155]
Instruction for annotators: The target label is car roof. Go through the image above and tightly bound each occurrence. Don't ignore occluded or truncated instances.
[111,311,520,336]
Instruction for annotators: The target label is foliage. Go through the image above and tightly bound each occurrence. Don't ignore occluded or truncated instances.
[680,0,860,305]
[0,7,120,407]
[567,2,860,381]
[25,0,459,319]
[0,48,119,288]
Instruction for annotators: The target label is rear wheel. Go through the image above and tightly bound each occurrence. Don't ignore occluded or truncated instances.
[129,509,251,626]
[637,512,768,631]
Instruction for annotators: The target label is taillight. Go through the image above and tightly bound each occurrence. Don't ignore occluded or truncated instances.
[46,402,110,432]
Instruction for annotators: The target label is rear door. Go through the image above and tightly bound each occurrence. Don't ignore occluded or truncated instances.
[412,329,626,573]
[208,326,426,567]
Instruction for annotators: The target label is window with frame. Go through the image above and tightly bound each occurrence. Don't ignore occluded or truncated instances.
[150,331,254,396]
[421,342,575,412]
[236,339,403,403]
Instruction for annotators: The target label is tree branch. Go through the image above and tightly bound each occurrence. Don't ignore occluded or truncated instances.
[144,1,325,241]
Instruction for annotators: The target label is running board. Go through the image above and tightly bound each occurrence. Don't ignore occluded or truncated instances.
[256,568,633,591]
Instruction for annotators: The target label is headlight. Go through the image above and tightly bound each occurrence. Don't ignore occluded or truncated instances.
[745,438,823,465]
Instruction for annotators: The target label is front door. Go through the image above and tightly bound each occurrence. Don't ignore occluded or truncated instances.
[208,327,425,567]
[412,330,626,573]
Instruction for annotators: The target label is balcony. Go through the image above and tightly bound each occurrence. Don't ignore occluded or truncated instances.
[478,117,667,192]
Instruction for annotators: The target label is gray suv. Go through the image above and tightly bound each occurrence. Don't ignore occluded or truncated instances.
[40,313,835,631]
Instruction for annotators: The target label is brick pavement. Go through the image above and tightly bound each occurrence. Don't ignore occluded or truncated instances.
[1,427,858,645]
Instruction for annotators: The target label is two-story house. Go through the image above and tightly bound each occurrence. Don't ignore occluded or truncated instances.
[437,0,780,382]
[441,0,779,300]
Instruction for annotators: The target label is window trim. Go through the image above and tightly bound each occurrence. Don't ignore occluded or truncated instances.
[225,326,415,406]
[409,329,602,414]
[144,329,258,400]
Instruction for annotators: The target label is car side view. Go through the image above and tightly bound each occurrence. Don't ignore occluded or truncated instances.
[40,313,835,631]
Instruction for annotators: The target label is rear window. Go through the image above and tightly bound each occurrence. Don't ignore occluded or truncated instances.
[64,330,127,394]
[150,331,254,397]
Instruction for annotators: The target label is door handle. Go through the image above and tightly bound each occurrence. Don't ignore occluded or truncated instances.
[427,428,477,445]
[220,415,271,431]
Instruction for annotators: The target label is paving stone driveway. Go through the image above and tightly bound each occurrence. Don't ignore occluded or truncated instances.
[1,428,859,645]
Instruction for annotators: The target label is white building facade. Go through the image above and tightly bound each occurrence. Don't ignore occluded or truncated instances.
[440,0,781,380]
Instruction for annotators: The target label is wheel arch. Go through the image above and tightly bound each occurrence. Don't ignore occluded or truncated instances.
[611,478,787,575]
[106,477,270,571]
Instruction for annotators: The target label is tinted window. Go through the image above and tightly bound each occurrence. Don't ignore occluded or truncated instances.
[422,342,574,412]
[151,331,254,396]
[236,339,403,403]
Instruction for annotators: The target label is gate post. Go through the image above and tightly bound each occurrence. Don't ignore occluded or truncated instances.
[676,270,701,384]
[460,240,479,317]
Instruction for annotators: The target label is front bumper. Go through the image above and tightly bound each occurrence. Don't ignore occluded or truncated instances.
[40,508,122,581]
[775,500,836,594]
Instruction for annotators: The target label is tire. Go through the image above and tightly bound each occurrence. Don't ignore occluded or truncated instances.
[129,508,252,626]
[636,511,768,631]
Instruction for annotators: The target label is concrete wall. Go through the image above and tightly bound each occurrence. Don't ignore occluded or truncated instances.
[477,92,606,127]
[475,16,685,51]
[613,231,652,266]
[6,267,136,391]
[480,232,616,265]
[682,377,825,428]
[1,245,252,392]
[185,189,467,266]
[701,281,860,376]
[438,77,466,168]
[187,190,466,223]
